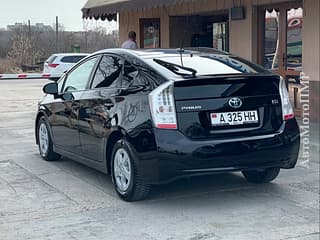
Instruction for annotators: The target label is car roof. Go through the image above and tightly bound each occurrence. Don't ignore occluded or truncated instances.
[90,48,270,77]
[93,48,230,59]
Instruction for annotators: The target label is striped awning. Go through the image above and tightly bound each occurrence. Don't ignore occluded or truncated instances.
[82,0,197,21]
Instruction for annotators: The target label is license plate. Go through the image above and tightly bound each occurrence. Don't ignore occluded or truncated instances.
[210,110,259,126]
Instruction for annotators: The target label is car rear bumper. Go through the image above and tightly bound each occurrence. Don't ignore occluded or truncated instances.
[135,118,300,184]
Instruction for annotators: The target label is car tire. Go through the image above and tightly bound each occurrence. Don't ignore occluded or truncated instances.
[242,167,280,183]
[37,117,61,161]
[111,139,150,201]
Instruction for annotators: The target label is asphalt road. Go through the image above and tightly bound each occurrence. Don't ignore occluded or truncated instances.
[0,79,319,240]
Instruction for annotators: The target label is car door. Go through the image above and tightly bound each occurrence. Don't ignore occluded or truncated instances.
[78,54,123,162]
[49,56,99,154]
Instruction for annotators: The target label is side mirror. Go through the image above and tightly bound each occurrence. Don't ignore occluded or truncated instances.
[62,92,74,101]
[43,82,58,95]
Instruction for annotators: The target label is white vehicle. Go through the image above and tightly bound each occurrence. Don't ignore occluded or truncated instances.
[43,53,89,76]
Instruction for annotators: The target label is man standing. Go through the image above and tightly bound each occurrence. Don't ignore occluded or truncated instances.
[121,31,138,49]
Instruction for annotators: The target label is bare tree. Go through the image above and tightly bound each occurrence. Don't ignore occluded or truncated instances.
[83,20,119,52]
[7,26,43,67]
[1,20,119,71]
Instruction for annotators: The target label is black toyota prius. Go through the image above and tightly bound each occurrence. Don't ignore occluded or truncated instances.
[35,48,300,201]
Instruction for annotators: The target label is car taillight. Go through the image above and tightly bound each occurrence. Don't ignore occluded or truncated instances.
[48,63,59,68]
[279,77,294,121]
[149,81,177,129]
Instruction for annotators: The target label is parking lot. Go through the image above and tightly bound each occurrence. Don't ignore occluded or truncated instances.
[0,79,319,240]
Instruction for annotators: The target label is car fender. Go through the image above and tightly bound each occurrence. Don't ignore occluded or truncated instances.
[35,107,54,145]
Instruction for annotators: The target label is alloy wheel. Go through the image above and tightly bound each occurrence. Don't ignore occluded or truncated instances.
[39,122,49,156]
[113,148,132,192]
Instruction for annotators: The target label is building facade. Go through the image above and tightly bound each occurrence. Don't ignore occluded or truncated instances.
[82,0,320,122]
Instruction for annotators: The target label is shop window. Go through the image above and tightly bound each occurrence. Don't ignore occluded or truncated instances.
[212,22,229,51]
[258,3,303,117]
[140,18,161,48]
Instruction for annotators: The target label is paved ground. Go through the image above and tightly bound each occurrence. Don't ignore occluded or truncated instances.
[0,79,319,240]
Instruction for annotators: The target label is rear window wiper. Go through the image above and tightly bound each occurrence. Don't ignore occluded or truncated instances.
[153,58,197,77]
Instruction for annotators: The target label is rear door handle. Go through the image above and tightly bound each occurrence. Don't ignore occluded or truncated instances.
[104,102,114,108]
[71,102,79,110]
[99,90,119,98]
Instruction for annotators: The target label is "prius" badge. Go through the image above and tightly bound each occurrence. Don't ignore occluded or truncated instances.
[181,105,202,111]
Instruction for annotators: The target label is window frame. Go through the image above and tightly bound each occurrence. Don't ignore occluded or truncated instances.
[57,74,66,95]
[89,53,125,90]
[60,55,101,94]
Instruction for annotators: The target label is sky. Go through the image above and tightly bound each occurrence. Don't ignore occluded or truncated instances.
[0,0,117,31]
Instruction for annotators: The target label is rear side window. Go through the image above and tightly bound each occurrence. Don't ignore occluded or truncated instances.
[91,55,123,89]
[46,55,57,64]
[122,61,139,88]
[122,61,152,88]
[61,55,87,63]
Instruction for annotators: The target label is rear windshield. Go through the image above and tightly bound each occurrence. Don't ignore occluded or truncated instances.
[61,55,87,63]
[146,54,269,78]
[46,55,57,64]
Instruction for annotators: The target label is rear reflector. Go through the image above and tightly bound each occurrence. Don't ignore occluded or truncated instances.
[284,114,294,121]
[156,124,177,129]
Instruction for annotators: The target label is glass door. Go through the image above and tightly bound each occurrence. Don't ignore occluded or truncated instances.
[263,8,281,72]
[285,7,303,115]
[139,18,161,49]
[212,22,229,51]
[259,3,303,115]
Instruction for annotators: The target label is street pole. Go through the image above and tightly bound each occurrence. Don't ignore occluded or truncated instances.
[28,20,31,65]
[55,16,58,52]
[28,20,31,39]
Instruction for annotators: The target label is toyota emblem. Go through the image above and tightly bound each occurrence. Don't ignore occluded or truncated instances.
[228,97,242,108]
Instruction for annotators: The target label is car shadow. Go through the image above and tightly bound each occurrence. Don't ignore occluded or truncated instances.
[52,156,281,204]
